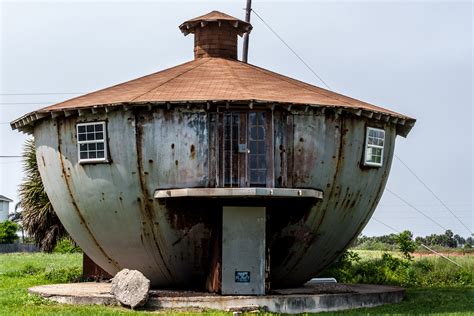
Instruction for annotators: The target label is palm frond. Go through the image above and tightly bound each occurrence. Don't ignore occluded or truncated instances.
[18,138,70,252]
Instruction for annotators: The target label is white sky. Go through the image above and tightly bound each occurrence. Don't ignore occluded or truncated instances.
[0,0,472,238]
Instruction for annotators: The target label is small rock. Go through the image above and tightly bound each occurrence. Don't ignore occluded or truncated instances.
[110,269,150,309]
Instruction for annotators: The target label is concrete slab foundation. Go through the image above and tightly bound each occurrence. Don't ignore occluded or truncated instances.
[29,282,404,314]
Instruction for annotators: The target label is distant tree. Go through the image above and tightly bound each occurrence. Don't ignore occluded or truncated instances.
[0,221,19,243]
[395,230,416,260]
[453,234,465,248]
[414,236,426,245]
[18,138,70,252]
[466,237,473,246]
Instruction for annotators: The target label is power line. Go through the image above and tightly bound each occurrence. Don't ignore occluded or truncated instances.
[0,155,22,158]
[394,154,472,234]
[0,92,84,96]
[385,188,449,232]
[251,8,332,91]
[0,102,53,105]
[371,216,463,268]
[372,217,401,233]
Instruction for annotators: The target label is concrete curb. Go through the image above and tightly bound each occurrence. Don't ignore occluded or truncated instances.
[29,282,404,314]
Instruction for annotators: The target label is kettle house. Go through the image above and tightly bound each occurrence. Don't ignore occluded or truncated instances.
[11,11,415,295]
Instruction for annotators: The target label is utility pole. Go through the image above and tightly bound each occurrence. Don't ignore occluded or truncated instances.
[242,0,252,63]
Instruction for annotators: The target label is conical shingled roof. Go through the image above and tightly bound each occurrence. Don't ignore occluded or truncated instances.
[32,57,409,117]
[11,10,415,136]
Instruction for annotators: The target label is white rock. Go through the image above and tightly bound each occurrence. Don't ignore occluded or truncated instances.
[110,269,150,309]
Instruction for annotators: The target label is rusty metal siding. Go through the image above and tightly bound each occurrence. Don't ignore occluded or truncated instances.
[269,112,396,287]
[34,106,398,289]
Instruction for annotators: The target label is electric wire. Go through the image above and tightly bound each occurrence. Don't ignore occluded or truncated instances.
[0,93,84,96]
[251,8,332,91]
[385,188,449,232]
[394,154,472,234]
[0,102,53,105]
[371,217,463,267]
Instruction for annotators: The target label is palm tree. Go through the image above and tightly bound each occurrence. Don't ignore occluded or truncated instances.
[18,138,70,252]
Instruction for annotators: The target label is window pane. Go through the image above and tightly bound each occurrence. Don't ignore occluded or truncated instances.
[258,155,266,169]
[97,151,105,158]
[78,126,86,133]
[249,112,256,125]
[257,141,265,154]
[87,133,95,141]
[250,155,257,168]
[80,144,87,151]
[88,143,96,151]
[250,127,257,139]
[86,125,94,132]
[80,152,88,159]
[78,134,86,141]
[96,132,104,140]
[95,124,103,132]
[257,170,266,183]
[89,152,97,159]
[97,143,104,150]
[249,142,257,154]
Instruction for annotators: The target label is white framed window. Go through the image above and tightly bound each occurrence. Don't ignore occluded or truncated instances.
[77,122,107,163]
[364,127,385,167]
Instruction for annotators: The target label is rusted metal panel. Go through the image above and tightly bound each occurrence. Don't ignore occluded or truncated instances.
[33,105,399,290]
[269,112,396,287]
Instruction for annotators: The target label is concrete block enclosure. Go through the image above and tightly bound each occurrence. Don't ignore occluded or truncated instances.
[12,11,415,294]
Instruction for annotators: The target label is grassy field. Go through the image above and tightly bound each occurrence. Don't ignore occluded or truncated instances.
[0,251,472,315]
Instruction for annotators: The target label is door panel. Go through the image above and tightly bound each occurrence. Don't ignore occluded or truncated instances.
[216,111,270,188]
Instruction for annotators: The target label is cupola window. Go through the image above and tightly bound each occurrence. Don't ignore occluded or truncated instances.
[364,127,385,167]
[76,122,107,163]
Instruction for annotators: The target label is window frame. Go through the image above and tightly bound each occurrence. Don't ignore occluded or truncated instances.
[364,127,385,167]
[76,121,108,164]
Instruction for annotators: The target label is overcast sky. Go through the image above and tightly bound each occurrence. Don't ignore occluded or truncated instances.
[0,0,472,238]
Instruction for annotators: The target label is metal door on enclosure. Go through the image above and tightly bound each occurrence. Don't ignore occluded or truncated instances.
[217,111,267,188]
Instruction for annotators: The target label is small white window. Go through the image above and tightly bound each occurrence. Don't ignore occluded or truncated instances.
[364,127,385,167]
[77,122,107,163]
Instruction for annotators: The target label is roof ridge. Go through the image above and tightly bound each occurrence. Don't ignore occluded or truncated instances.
[130,58,212,102]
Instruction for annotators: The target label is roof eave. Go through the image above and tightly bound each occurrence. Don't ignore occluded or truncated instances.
[10,100,416,137]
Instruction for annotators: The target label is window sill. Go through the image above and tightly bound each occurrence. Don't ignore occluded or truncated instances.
[79,159,111,165]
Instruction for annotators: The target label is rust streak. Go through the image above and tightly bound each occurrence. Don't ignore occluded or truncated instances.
[134,111,174,282]
[280,116,345,278]
[56,120,120,270]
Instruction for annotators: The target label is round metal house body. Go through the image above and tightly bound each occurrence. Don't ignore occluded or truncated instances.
[12,11,415,290]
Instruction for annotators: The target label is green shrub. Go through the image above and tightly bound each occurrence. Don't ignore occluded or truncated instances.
[0,221,19,243]
[53,238,82,254]
[354,240,397,251]
[320,250,473,288]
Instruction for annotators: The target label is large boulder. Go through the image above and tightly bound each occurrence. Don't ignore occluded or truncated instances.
[110,269,150,309]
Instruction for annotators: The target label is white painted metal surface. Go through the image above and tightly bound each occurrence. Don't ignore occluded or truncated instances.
[154,188,323,199]
[222,206,266,295]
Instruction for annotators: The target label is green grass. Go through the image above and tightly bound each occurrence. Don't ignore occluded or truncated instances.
[0,252,473,315]
[317,288,474,315]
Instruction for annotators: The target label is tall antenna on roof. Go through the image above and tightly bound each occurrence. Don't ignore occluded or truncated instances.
[242,0,252,63]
